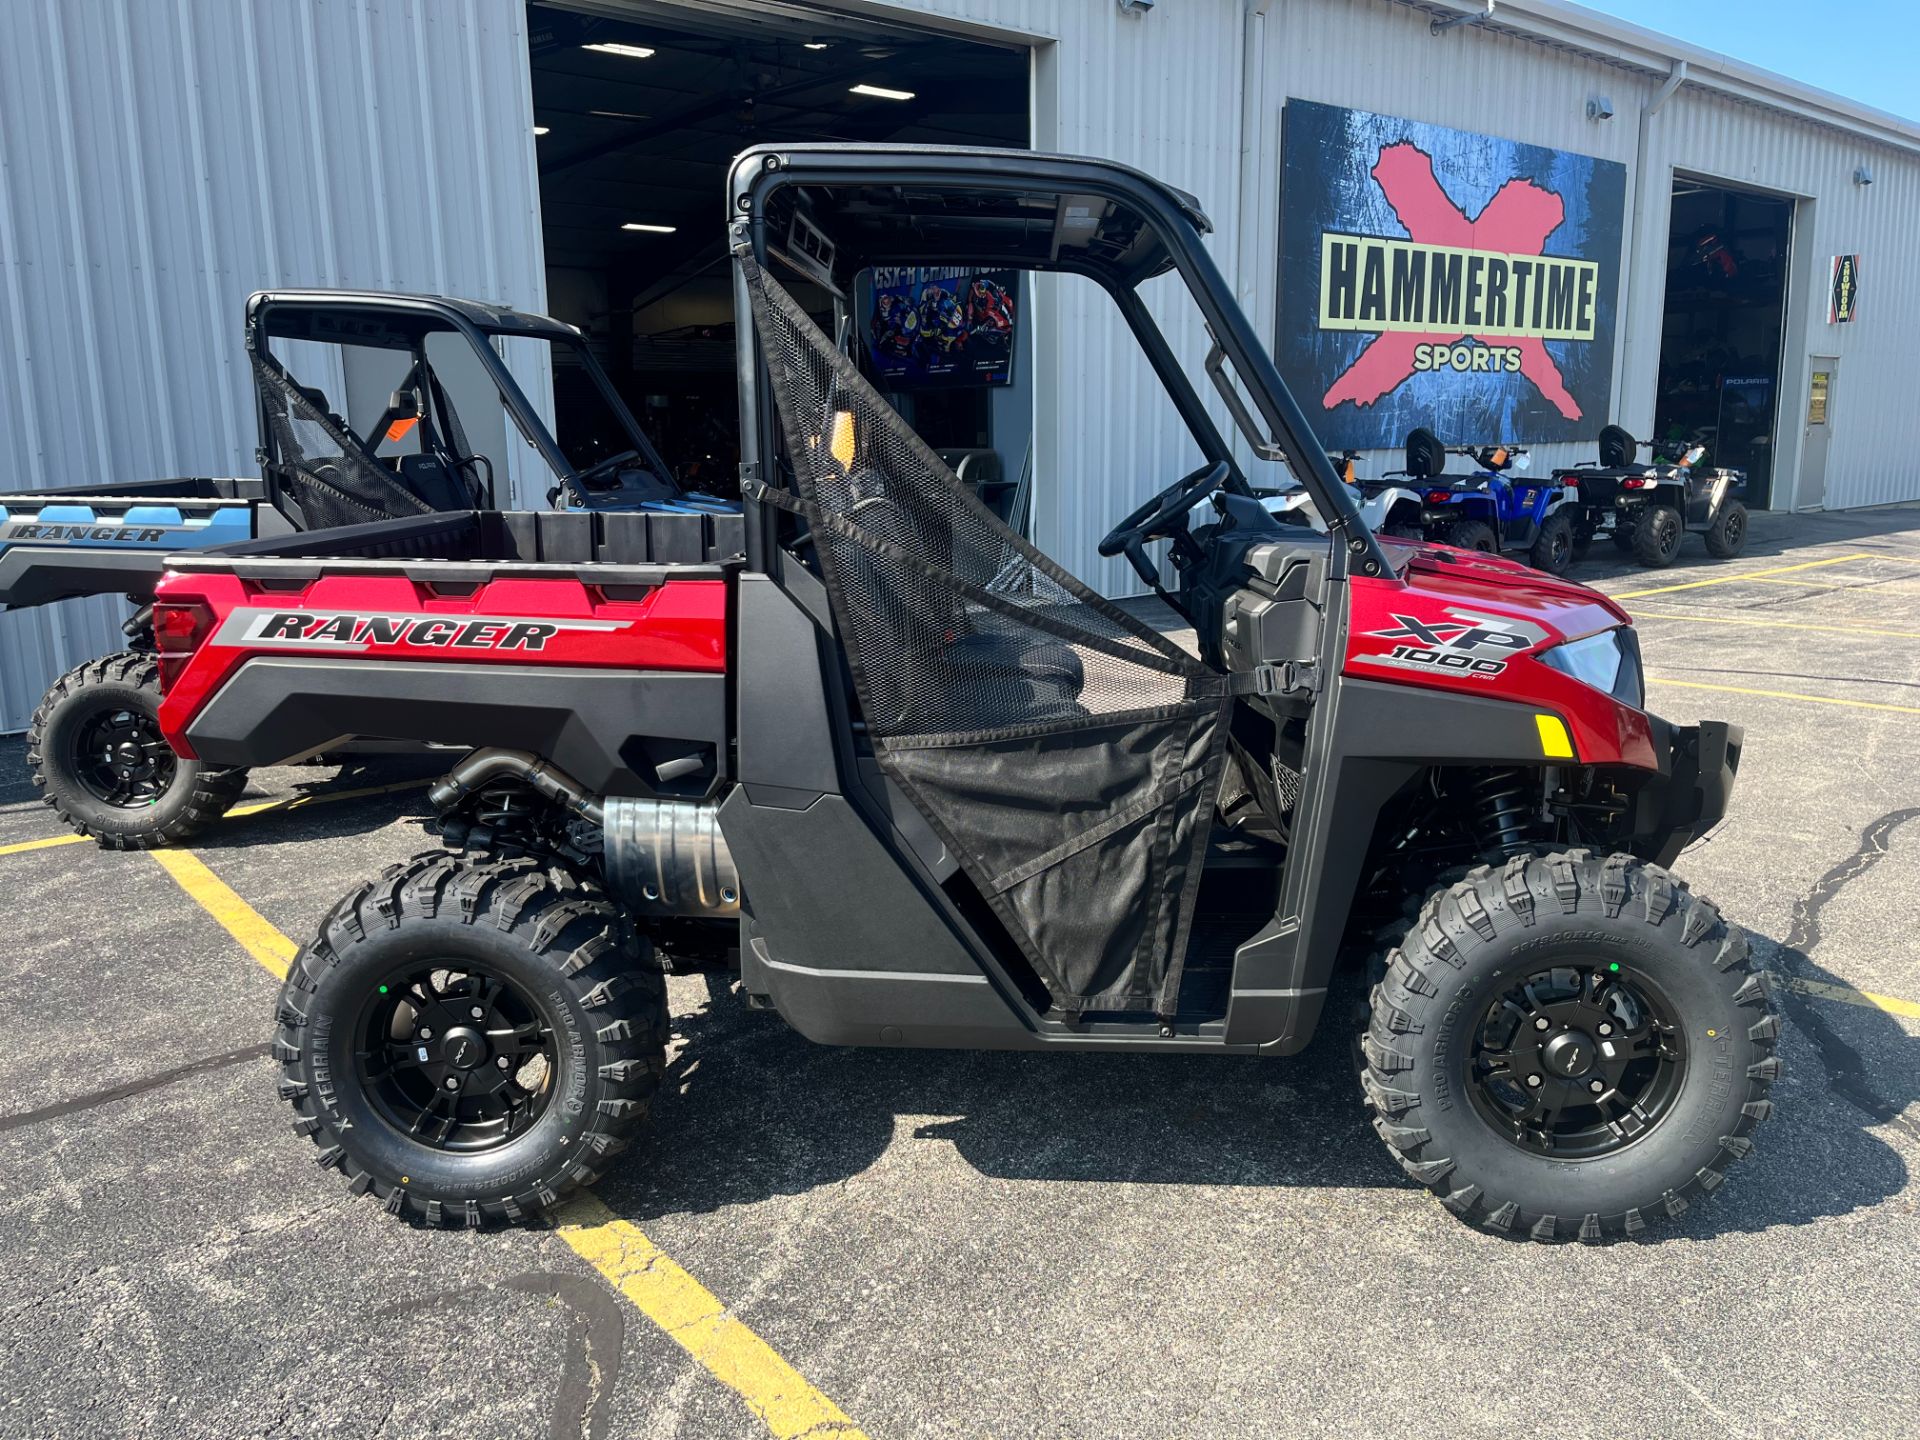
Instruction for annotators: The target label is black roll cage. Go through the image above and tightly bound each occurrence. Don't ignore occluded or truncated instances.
[242,289,673,507]
[724,143,1388,582]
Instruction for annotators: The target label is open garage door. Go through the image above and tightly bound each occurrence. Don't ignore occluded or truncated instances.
[1653,177,1795,509]
[525,3,1030,512]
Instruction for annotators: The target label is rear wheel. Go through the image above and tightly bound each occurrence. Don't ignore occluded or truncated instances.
[1631,504,1685,568]
[24,652,247,849]
[1442,520,1498,553]
[1528,510,1575,575]
[275,854,666,1226]
[1705,500,1749,559]
[1361,851,1777,1242]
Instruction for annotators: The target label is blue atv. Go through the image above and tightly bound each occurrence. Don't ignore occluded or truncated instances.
[1402,427,1582,575]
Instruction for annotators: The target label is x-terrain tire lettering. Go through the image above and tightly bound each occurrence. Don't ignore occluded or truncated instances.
[274,855,667,1226]
[1361,850,1777,1242]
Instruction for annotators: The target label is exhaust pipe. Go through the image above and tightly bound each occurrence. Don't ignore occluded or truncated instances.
[428,748,604,827]
[603,796,740,917]
[430,749,737,918]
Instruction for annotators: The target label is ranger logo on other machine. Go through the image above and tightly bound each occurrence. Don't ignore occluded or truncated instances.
[1358,609,1548,679]
[212,607,622,654]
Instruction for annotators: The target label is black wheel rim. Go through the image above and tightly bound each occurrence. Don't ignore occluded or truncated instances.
[73,707,177,808]
[1723,509,1745,547]
[1546,530,1570,568]
[354,962,559,1152]
[1466,963,1687,1159]
[1657,515,1681,559]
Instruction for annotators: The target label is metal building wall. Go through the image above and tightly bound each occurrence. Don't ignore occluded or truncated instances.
[0,0,549,734]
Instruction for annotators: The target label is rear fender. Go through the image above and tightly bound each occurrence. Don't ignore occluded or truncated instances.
[154,567,729,795]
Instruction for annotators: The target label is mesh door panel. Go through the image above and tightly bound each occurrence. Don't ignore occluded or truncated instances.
[741,254,1230,1017]
[252,355,438,529]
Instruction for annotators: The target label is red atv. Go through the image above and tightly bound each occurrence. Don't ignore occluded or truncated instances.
[153,145,1773,1242]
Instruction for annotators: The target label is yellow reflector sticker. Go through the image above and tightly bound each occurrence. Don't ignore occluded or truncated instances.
[1535,713,1575,760]
[829,411,856,467]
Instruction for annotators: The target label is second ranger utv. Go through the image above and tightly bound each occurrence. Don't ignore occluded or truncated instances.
[153,144,1775,1243]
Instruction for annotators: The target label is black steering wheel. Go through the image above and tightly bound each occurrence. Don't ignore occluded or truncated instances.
[1098,461,1231,588]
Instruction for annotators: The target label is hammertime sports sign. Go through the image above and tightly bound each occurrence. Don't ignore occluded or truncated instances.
[1276,100,1627,449]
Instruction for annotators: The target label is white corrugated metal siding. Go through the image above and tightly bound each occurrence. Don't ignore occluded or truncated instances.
[0,0,548,733]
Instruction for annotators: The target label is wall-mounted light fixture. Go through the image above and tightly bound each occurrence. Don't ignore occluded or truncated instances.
[1586,94,1615,121]
[1118,0,1154,12]
[1854,165,1876,186]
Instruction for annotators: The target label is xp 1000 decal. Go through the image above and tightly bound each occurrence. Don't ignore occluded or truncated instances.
[1276,100,1626,449]
[1354,609,1550,680]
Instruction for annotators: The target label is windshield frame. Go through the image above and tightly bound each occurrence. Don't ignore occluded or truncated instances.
[726,145,1387,582]
[246,290,669,498]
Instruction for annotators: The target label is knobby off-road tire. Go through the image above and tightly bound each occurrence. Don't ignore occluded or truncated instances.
[1442,520,1498,553]
[275,854,667,1227]
[1631,504,1685,568]
[1704,499,1749,560]
[1529,510,1575,575]
[1361,850,1778,1242]
[25,652,247,849]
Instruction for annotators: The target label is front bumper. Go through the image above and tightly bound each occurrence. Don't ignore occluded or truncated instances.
[1636,718,1743,866]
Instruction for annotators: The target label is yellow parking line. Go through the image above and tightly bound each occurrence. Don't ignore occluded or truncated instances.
[1611,553,1870,600]
[148,850,868,1438]
[1630,610,1920,641]
[0,832,83,858]
[558,1195,870,1439]
[148,849,298,980]
[0,779,428,860]
[1781,975,1920,1022]
[1646,677,1920,716]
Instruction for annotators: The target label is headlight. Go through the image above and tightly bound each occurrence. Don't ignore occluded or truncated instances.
[1537,626,1644,708]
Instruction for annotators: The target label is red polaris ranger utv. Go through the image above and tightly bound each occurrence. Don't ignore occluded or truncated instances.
[153,146,1772,1242]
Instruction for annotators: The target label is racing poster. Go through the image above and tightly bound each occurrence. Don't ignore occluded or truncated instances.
[860,267,1018,389]
[1276,100,1626,448]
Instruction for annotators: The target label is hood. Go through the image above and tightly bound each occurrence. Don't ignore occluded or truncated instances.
[1371,535,1629,641]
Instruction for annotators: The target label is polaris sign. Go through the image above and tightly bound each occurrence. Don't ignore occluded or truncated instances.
[1277,100,1627,448]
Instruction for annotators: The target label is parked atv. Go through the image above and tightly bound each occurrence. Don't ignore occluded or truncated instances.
[0,289,739,849]
[1217,448,1426,540]
[153,143,1771,1244]
[1557,425,1748,569]
[1404,429,1582,574]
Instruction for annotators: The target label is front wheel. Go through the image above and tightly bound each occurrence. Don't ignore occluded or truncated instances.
[25,652,247,849]
[1361,851,1777,1242]
[274,855,667,1226]
[1705,499,1749,559]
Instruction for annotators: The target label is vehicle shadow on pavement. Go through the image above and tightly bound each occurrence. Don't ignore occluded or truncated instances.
[597,950,1913,1244]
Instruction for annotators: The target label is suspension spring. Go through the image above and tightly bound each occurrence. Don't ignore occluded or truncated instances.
[1470,768,1537,857]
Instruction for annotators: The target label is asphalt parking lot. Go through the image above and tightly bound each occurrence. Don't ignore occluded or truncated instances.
[4,506,1919,1440]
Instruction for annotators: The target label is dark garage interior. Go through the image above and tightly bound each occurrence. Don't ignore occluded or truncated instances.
[524,4,1028,500]
[1652,177,1794,507]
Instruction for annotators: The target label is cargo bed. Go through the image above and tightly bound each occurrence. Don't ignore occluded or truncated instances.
[0,475,287,610]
